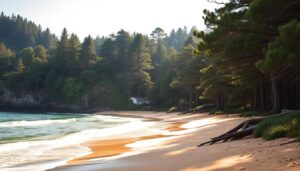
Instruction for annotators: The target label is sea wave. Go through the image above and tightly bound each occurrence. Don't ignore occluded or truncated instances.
[0,118,77,128]
[0,116,153,171]
[92,115,132,123]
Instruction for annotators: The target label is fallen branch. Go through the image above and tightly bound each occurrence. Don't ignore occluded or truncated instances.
[198,124,256,147]
[197,110,296,147]
[280,139,299,146]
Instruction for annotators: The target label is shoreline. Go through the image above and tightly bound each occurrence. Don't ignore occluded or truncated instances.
[52,111,300,171]
[65,115,188,167]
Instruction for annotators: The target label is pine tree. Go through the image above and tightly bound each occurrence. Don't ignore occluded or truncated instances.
[80,35,98,69]
[127,34,153,96]
[114,30,132,72]
[151,28,167,67]
[69,33,81,74]
[54,28,70,75]
[170,45,203,107]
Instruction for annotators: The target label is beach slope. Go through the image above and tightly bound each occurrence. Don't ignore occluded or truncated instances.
[54,111,300,171]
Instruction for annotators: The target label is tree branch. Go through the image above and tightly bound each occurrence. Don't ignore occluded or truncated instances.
[270,1,300,22]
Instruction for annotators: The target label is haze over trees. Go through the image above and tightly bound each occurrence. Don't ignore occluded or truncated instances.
[0,12,194,109]
[0,0,299,144]
[0,0,300,115]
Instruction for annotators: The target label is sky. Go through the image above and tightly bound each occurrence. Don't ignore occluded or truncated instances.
[0,0,221,40]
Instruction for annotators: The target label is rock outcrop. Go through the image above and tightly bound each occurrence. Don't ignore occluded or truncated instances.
[0,89,44,106]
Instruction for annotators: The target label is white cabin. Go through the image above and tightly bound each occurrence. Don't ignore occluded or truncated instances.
[130,97,150,105]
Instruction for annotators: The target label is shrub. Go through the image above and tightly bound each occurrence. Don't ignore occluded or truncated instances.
[254,112,300,140]
[240,111,263,117]
[62,77,83,103]
[209,109,224,115]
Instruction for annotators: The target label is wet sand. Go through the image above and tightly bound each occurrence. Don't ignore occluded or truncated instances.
[66,121,186,166]
[54,111,300,171]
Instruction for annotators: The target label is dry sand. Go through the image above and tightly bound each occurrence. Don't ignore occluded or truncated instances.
[53,111,300,171]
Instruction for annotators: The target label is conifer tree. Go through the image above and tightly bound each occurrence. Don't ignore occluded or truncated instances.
[80,35,98,69]
[69,33,81,74]
[127,34,153,96]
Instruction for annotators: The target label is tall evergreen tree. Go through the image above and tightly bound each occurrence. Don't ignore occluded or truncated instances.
[151,28,167,67]
[114,30,132,72]
[54,28,70,75]
[127,34,153,96]
[69,33,81,74]
[80,35,98,69]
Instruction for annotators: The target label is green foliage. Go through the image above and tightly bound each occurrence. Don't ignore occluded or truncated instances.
[62,77,83,102]
[150,47,179,108]
[34,45,47,62]
[151,27,167,40]
[3,71,23,90]
[80,35,99,69]
[114,29,132,73]
[0,42,14,57]
[24,58,48,90]
[254,113,300,140]
[239,111,267,117]
[165,28,189,50]
[256,20,300,73]
[68,33,81,74]
[85,80,130,109]
[1,1,300,114]
[170,44,203,108]
[247,0,288,23]
[0,13,57,50]
[80,69,97,86]
[127,34,153,96]
[209,110,225,115]
[20,47,35,67]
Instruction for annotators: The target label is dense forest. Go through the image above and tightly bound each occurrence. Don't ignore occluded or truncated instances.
[193,0,300,114]
[0,0,300,116]
[0,12,193,110]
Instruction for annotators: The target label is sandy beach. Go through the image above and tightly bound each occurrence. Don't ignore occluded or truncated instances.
[53,111,300,171]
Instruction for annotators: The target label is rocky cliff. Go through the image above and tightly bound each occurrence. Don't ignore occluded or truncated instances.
[0,89,44,106]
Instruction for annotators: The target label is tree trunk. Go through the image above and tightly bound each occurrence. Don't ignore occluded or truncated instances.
[253,87,258,110]
[259,84,265,112]
[271,73,280,113]
[216,94,221,110]
[189,86,193,108]
[221,93,224,110]
[195,90,199,106]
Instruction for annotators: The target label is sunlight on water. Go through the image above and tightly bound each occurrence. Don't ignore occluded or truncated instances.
[0,112,146,171]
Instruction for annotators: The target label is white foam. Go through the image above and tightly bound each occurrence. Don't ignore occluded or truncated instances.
[181,117,224,129]
[0,116,153,171]
[92,115,132,123]
[0,118,76,127]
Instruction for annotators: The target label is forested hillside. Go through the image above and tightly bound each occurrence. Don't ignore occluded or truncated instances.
[0,12,194,109]
[0,0,299,114]
[0,12,57,50]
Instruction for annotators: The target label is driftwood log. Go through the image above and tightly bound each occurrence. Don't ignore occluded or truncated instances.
[180,105,214,115]
[197,110,299,147]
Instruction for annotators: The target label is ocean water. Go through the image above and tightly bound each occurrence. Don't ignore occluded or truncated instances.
[0,112,147,171]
